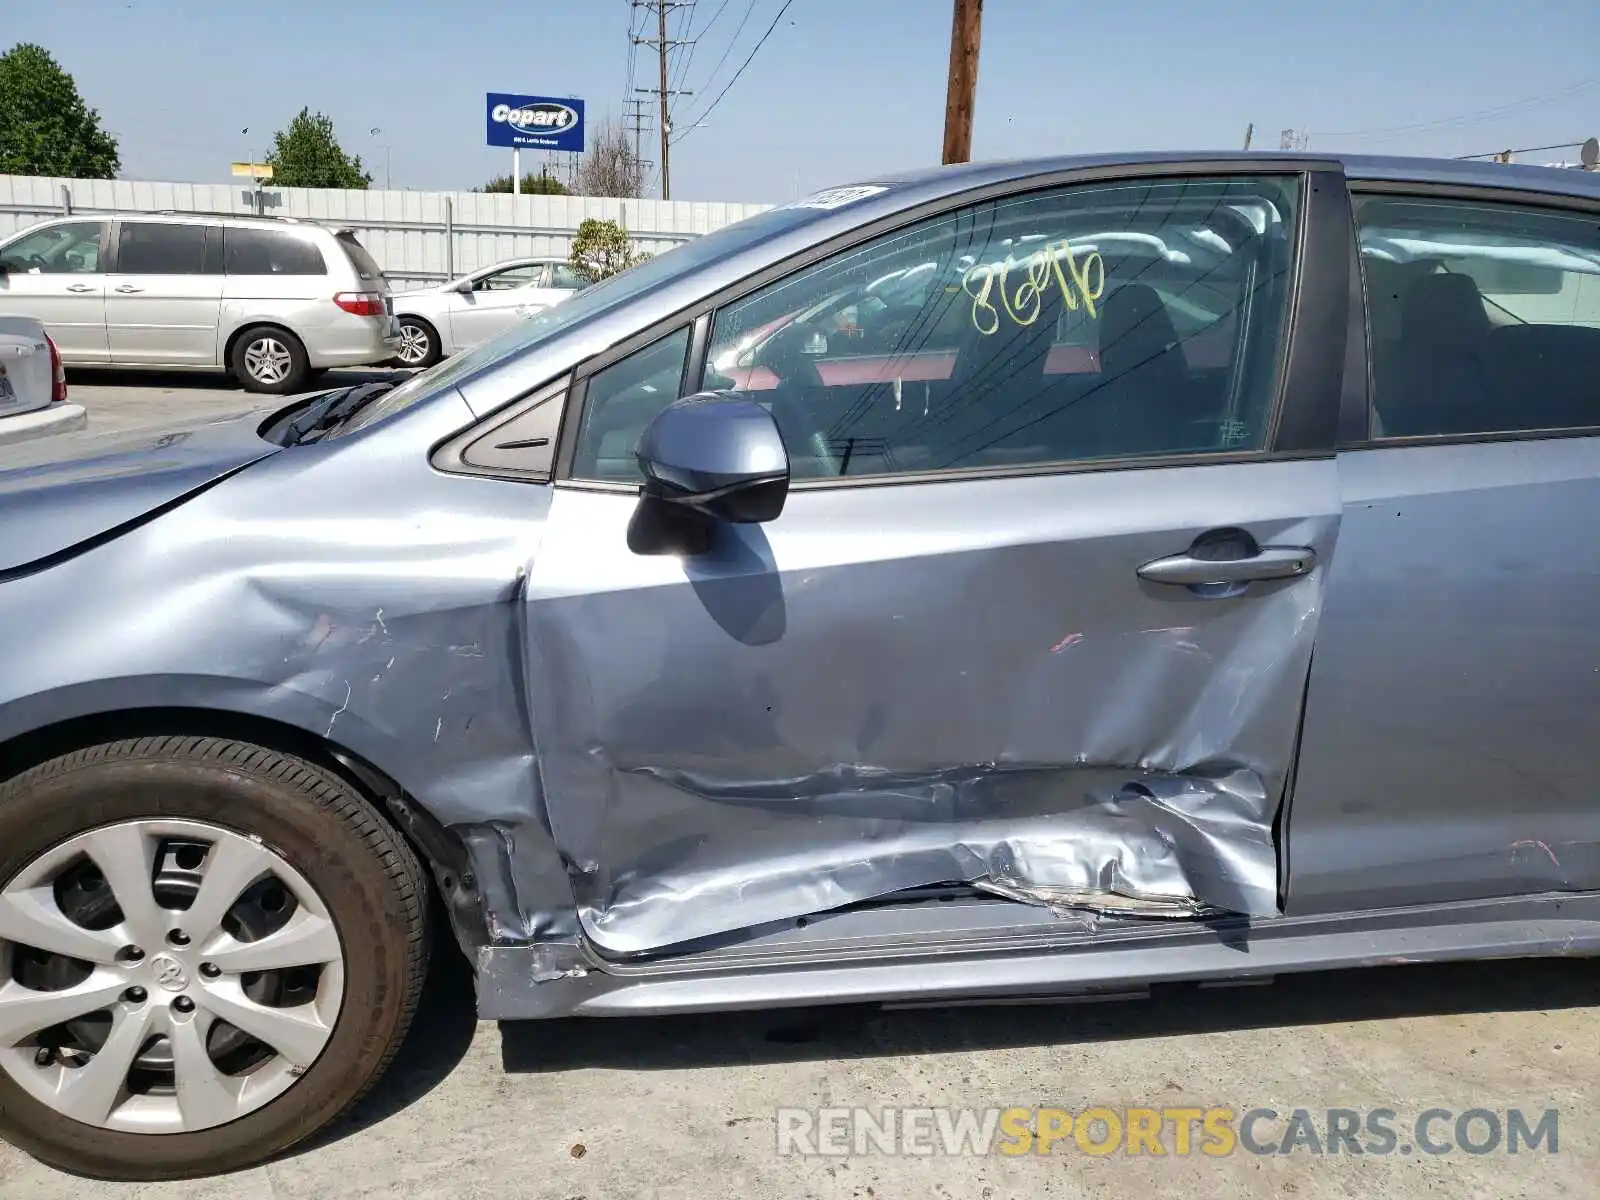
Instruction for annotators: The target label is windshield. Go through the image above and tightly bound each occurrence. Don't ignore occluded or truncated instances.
[336,198,859,435]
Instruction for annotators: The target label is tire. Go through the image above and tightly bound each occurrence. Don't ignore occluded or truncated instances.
[393,316,441,369]
[0,737,430,1180]
[229,327,310,394]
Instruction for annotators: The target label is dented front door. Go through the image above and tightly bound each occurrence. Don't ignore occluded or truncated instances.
[525,168,1353,956]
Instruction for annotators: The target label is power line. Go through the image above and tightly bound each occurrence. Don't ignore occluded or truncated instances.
[1455,138,1593,161]
[681,0,760,116]
[673,0,797,144]
[698,0,737,38]
[1315,77,1600,140]
[674,0,735,92]
[669,0,699,93]
[623,0,644,103]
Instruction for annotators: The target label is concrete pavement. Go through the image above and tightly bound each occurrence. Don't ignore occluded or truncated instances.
[0,954,1595,1198]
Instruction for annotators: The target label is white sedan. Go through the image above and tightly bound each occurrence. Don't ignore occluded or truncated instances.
[389,257,587,367]
[0,315,65,419]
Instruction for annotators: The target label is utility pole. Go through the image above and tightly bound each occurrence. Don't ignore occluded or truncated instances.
[631,1,694,200]
[1242,122,1254,151]
[941,0,983,164]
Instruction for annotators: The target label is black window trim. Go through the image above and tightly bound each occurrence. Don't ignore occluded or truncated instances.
[431,375,572,482]
[453,158,1349,490]
[1343,180,1600,451]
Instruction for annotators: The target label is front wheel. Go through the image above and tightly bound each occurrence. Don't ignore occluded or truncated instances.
[0,738,430,1180]
[393,316,441,368]
[230,327,310,394]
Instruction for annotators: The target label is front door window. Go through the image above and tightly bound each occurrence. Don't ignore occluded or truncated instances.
[0,222,107,273]
[702,175,1301,479]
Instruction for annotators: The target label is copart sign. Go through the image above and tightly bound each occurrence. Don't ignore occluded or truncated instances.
[486,93,585,152]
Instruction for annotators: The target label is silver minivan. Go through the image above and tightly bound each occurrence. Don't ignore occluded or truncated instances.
[0,213,401,393]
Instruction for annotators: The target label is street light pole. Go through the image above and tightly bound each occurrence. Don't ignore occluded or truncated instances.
[369,128,392,190]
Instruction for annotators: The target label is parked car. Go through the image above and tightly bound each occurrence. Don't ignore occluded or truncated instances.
[0,214,401,393]
[1,151,1599,1180]
[0,316,67,420]
[389,257,587,368]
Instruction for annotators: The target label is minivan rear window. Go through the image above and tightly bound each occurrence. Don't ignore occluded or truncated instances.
[225,228,327,276]
[336,232,384,283]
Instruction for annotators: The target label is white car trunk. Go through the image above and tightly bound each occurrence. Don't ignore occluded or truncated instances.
[0,318,53,418]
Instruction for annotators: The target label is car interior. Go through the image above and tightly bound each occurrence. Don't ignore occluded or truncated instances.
[1359,199,1600,440]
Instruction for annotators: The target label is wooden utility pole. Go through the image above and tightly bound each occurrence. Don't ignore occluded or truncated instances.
[632,1,694,200]
[657,0,671,197]
[941,0,983,164]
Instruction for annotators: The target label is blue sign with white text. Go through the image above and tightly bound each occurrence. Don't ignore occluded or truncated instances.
[486,93,585,152]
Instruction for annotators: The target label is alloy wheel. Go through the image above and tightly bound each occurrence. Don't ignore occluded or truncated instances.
[0,819,344,1134]
[396,323,431,366]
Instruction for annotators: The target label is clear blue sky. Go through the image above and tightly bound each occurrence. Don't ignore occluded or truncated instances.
[10,0,1599,202]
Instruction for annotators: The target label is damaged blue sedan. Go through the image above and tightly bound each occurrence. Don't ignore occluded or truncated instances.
[2,152,1598,1179]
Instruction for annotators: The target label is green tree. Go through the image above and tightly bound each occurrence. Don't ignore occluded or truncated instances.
[0,43,120,178]
[569,218,651,283]
[477,172,569,195]
[264,108,371,189]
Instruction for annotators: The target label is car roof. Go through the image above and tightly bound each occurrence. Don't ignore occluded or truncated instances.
[474,257,565,268]
[864,150,1600,204]
[27,211,340,235]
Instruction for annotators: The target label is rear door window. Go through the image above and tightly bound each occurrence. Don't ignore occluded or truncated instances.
[335,232,385,283]
[1357,195,1600,437]
[550,264,587,290]
[113,222,210,274]
[224,228,327,275]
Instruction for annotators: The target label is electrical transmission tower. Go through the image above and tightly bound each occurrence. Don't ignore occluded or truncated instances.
[623,97,655,184]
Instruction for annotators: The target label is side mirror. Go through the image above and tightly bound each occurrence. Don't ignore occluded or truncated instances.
[0,261,10,278]
[628,392,790,555]
[454,278,475,294]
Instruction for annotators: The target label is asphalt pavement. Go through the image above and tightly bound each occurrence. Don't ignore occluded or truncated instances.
[0,372,1596,1199]
[58,366,411,436]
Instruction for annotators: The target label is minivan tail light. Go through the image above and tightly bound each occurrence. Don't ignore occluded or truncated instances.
[46,333,67,403]
[333,291,385,317]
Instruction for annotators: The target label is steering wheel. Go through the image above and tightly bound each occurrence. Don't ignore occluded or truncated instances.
[751,323,842,476]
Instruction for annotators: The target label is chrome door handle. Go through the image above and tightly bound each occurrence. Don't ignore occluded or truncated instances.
[113,284,144,294]
[66,283,96,293]
[1137,545,1316,586]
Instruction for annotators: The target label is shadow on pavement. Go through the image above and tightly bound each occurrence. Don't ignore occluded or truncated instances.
[65,366,409,393]
[278,942,479,1160]
[498,957,1600,1073]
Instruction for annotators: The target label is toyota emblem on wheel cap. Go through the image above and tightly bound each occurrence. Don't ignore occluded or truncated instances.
[150,954,190,993]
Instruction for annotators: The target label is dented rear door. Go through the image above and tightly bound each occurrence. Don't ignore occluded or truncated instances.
[526,165,1356,956]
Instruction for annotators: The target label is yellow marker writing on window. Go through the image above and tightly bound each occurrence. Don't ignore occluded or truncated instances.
[960,240,1107,336]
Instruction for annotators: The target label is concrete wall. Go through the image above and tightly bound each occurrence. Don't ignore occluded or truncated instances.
[0,174,772,291]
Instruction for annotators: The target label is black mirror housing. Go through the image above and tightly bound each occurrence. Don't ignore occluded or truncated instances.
[628,392,790,554]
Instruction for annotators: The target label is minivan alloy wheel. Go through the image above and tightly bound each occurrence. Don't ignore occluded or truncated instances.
[0,819,345,1134]
[241,337,293,386]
